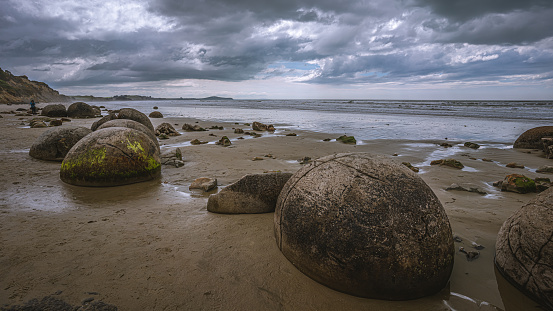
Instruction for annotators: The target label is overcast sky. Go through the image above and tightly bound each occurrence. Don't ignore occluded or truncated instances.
[1,0,553,99]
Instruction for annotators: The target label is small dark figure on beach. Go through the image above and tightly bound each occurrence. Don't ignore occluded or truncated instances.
[30,100,37,115]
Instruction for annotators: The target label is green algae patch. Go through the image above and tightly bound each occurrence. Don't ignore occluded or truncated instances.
[430,159,464,169]
[337,135,357,144]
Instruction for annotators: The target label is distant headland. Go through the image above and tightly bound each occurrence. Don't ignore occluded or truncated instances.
[69,95,233,101]
[0,67,232,104]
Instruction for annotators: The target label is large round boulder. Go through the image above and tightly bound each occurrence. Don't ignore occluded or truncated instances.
[60,127,161,186]
[495,187,553,310]
[275,153,454,300]
[97,119,159,148]
[91,113,117,131]
[117,108,155,133]
[67,102,96,118]
[514,126,553,150]
[41,104,67,117]
[29,126,92,161]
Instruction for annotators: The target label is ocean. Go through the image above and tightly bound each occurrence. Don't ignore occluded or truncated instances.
[102,99,553,144]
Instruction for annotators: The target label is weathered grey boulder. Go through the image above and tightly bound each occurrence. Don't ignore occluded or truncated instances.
[155,123,180,137]
[182,123,206,131]
[29,126,92,161]
[252,121,275,131]
[149,111,163,118]
[41,104,67,117]
[91,113,117,131]
[495,187,553,310]
[207,172,293,214]
[67,102,96,118]
[190,177,217,192]
[117,108,155,133]
[275,153,454,300]
[60,127,161,187]
[544,138,553,159]
[514,126,553,150]
[97,119,159,148]
[160,148,184,167]
[537,165,553,174]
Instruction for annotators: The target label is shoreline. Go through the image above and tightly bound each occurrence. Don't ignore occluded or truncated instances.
[1,106,551,310]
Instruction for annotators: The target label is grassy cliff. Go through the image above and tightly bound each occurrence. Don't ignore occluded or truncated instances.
[0,68,69,104]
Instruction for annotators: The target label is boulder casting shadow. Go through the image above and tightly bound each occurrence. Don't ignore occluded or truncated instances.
[275,152,454,300]
[60,127,161,187]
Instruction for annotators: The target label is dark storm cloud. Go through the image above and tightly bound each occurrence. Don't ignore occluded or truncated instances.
[412,0,553,21]
[1,0,552,94]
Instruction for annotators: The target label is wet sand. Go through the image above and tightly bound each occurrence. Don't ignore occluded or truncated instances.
[0,105,551,310]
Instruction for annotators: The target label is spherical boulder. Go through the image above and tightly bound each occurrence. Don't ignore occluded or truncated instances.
[60,127,161,186]
[514,126,553,150]
[41,104,67,117]
[97,119,159,148]
[117,108,155,133]
[91,113,117,131]
[29,126,92,161]
[495,187,553,310]
[67,102,96,118]
[149,111,163,118]
[275,153,454,300]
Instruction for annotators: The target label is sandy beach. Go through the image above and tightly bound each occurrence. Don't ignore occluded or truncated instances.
[1,104,551,310]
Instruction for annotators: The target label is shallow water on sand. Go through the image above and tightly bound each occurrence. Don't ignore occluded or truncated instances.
[103,99,552,144]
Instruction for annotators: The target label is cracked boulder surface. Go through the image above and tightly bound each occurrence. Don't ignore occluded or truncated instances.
[495,187,553,310]
[60,127,161,187]
[274,153,454,300]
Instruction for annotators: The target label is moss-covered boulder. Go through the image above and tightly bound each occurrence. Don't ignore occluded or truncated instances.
[60,127,161,187]
[501,174,536,194]
[337,135,357,144]
[97,119,159,148]
[430,159,464,169]
[29,126,92,161]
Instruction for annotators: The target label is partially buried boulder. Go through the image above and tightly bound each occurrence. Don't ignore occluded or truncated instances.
[60,127,161,186]
[190,177,217,192]
[514,126,553,150]
[41,104,67,117]
[207,172,293,214]
[275,153,454,300]
[97,119,159,148]
[149,111,163,118]
[155,123,180,137]
[29,126,92,161]
[67,102,96,118]
[495,187,553,310]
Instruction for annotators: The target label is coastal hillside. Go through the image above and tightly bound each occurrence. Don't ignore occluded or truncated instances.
[0,68,69,104]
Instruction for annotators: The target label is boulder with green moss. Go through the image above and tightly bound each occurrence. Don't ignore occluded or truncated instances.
[499,174,537,194]
[337,135,357,144]
[60,127,161,186]
[430,159,464,169]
